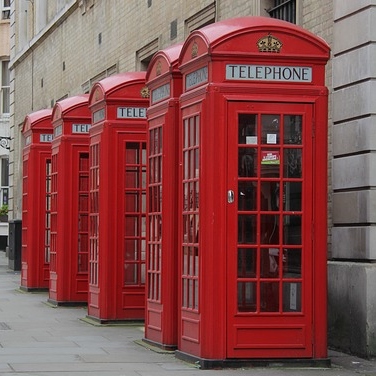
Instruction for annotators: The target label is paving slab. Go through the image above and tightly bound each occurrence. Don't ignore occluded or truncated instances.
[1,251,376,375]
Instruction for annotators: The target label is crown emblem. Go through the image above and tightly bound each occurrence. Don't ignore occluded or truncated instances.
[156,60,162,76]
[191,41,199,58]
[257,33,282,53]
[140,86,150,98]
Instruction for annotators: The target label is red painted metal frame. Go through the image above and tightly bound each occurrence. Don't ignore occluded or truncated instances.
[87,72,149,322]
[21,109,53,291]
[144,44,183,349]
[176,16,330,362]
[48,95,91,305]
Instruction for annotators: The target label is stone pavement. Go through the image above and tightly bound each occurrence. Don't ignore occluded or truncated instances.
[1,251,376,376]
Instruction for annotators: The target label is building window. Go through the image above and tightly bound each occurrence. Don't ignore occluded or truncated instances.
[81,64,118,93]
[1,61,9,116]
[185,2,216,35]
[136,39,159,71]
[267,0,296,24]
[1,0,10,20]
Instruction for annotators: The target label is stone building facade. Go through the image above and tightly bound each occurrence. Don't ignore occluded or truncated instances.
[8,0,376,359]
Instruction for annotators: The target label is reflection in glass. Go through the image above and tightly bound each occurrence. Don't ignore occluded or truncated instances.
[260,182,279,211]
[238,248,256,278]
[260,282,279,312]
[239,148,257,177]
[238,114,257,144]
[260,214,279,244]
[124,264,137,284]
[284,115,302,145]
[283,182,302,211]
[283,249,302,278]
[262,114,280,144]
[238,282,257,312]
[283,215,302,245]
[283,282,302,312]
[238,214,256,244]
[284,148,302,178]
[260,248,280,278]
[238,181,257,211]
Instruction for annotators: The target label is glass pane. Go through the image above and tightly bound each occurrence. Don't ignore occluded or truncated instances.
[190,117,195,146]
[260,248,280,278]
[238,248,256,278]
[238,181,257,211]
[283,215,301,245]
[183,246,189,275]
[125,239,138,260]
[124,264,137,284]
[238,114,257,145]
[126,192,139,211]
[262,114,280,145]
[238,282,256,312]
[125,216,138,236]
[184,119,189,148]
[260,282,279,312]
[126,170,139,188]
[284,148,302,178]
[260,214,279,244]
[125,143,139,163]
[239,148,257,177]
[238,214,257,244]
[284,115,302,145]
[283,182,302,211]
[283,282,302,312]
[283,249,302,278]
[260,181,280,211]
[261,149,280,178]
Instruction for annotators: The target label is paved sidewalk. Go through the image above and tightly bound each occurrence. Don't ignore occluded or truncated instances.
[1,251,376,376]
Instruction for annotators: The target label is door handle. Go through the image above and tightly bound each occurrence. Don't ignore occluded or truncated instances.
[228,190,234,204]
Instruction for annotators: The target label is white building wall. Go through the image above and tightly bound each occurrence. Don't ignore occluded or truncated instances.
[329,0,376,357]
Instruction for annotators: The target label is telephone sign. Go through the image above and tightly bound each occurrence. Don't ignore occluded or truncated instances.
[225,64,312,82]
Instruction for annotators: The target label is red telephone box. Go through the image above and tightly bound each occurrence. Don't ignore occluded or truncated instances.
[21,109,53,291]
[144,44,183,348]
[87,72,149,322]
[176,17,330,367]
[48,95,91,305]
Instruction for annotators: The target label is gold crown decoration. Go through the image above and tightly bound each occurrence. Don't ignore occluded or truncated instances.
[156,60,162,76]
[257,33,283,53]
[191,41,199,58]
[140,86,150,98]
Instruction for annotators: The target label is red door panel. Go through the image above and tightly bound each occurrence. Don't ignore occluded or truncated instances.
[226,101,313,359]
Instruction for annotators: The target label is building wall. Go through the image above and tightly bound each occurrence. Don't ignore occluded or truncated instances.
[329,0,376,357]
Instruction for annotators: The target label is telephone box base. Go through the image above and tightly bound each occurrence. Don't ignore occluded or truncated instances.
[47,298,87,308]
[142,338,177,352]
[175,350,331,370]
[19,286,48,293]
[84,315,144,326]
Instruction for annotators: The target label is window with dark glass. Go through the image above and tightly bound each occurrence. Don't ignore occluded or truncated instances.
[267,0,296,24]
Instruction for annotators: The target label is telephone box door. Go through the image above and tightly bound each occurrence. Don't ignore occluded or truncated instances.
[227,101,314,358]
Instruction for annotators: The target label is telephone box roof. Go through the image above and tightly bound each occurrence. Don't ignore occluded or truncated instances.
[52,94,90,122]
[179,16,330,65]
[22,108,52,133]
